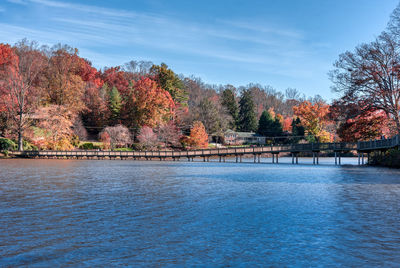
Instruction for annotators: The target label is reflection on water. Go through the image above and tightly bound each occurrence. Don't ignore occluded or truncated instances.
[1,159,400,266]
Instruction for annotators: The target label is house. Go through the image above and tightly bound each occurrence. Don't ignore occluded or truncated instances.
[223,129,266,145]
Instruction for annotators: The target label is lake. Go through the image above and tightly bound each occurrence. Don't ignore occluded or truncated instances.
[1,158,400,266]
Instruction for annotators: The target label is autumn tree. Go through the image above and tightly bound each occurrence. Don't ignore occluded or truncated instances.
[0,40,47,150]
[150,63,188,105]
[43,44,86,114]
[122,77,175,129]
[99,124,131,150]
[293,101,331,142]
[336,110,391,142]
[101,67,130,96]
[192,97,230,135]
[82,82,109,129]
[330,28,400,133]
[137,126,158,150]
[238,90,257,132]
[155,121,181,148]
[189,121,208,149]
[33,105,76,150]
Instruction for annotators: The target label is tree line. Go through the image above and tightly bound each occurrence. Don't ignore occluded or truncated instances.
[2,2,400,151]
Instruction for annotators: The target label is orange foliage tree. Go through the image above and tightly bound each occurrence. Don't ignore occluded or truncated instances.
[33,105,76,150]
[188,121,208,149]
[44,45,86,114]
[123,77,175,128]
[293,101,332,142]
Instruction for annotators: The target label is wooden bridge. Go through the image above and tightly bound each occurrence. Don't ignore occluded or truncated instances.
[9,135,399,165]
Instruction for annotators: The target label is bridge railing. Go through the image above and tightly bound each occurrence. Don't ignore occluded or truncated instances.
[11,138,397,159]
[357,135,399,150]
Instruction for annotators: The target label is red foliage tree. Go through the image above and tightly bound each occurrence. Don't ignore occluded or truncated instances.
[337,110,392,142]
[101,67,130,96]
[0,41,46,150]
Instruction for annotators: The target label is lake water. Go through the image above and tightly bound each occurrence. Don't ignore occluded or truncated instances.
[1,158,400,266]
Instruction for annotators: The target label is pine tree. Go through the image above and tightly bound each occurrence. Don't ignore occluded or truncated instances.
[109,86,122,124]
[238,90,258,132]
[258,110,283,137]
[258,110,274,136]
[291,117,305,143]
[221,88,239,130]
[150,63,188,106]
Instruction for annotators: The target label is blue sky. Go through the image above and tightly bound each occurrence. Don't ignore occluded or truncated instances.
[0,0,398,100]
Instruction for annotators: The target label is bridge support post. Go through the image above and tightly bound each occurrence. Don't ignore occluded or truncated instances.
[362,153,365,165]
[335,152,337,165]
[219,156,222,162]
[358,153,360,165]
[313,152,315,165]
[203,157,206,162]
[367,152,370,164]
[292,153,295,164]
[338,153,341,165]
[276,154,279,164]
[317,153,319,165]
[236,155,238,163]
[272,154,275,164]
[254,154,256,163]
[258,154,261,163]
[240,155,242,163]
[296,155,298,164]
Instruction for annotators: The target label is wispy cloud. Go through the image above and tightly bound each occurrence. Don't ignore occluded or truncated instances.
[6,0,28,4]
[1,0,332,86]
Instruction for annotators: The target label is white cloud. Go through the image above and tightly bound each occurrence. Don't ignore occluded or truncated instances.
[6,0,28,5]
[1,0,332,86]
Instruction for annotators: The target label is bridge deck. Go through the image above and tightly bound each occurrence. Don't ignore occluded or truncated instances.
[9,135,399,161]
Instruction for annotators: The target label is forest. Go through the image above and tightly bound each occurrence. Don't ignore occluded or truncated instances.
[2,4,400,152]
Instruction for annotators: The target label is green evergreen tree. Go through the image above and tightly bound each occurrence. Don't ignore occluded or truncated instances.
[272,118,283,136]
[258,110,283,138]
[291,117,305,143]
[150,63,188,106]
[238,90,257,132]
[257,110,274,136]
[221,88,239,130]
[109,86,122,124]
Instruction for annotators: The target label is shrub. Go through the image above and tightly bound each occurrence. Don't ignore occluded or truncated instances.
[114,147,133,151]
[370,149,400,168]
[23,140,38,151]
[80,142,93,150]
[0,138,17,151]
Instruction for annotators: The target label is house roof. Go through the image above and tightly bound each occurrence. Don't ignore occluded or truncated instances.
[224,129,266,138]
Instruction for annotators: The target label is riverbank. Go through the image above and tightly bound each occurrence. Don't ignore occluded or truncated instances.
[369,149,400,168]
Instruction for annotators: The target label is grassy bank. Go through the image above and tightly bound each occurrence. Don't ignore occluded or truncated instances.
[369,149,400,168]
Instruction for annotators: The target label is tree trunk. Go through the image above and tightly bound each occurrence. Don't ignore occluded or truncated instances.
[18,130,23,151]
[17,112,23,151]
